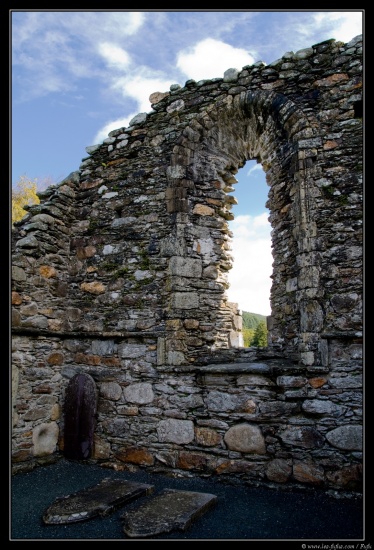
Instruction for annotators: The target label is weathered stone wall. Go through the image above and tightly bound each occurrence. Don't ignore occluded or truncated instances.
[11,35,363,494]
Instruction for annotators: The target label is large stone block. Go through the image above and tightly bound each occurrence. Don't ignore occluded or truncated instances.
[157,419,194,444]
[172,292,199,309]
[224,423,266,454]
[32,422,59,456]
[124,383,154,405]
[169,256,202,277]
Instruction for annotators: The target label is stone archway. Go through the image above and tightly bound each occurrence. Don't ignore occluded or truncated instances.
[165,89,322,365]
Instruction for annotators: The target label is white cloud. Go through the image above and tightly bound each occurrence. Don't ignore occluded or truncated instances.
[94,70,175,143]
[227,213,272,316]
[253,212,270,229]
[258,10,363,65]
[176,38,255,81]
[247,163,263,177]
[312,11,363,43]
[11,11,146,99]
[93,114,137,144]
[290,11,363,45]
[112,71,174,113]
[82,11,145,38]
[98,43,131,70]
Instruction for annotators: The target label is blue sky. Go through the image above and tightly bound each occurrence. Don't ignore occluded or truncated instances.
[11,10,363,316]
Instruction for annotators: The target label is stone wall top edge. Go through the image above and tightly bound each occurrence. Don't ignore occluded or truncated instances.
[80,34,362,157]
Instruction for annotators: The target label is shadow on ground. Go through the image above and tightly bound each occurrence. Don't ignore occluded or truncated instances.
[10,458,365,541]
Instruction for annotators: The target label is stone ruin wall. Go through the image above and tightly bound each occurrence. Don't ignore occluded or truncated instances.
[11,35,363,494]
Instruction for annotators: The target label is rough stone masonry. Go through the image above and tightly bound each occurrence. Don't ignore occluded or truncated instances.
[11,35,363,494]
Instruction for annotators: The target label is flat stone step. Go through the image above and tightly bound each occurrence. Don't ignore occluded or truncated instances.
[42,478,154,524]
[122,488,218,538]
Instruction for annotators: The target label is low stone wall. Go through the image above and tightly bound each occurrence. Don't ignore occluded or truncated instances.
[12,333,362,493]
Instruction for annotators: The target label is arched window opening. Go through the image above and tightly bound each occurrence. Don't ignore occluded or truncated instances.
[226,160,272,327]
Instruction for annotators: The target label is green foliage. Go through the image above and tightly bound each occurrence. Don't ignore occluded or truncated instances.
[242,311,266,330]
[242,327,255,347]
[139,248,150,269]
[322,185,335,197]
[337,194,348,205]
[112,267,129,279]
[241,311,268,348]
[101,262,119,271]
[88,219,100,232]
[251,321,268,347]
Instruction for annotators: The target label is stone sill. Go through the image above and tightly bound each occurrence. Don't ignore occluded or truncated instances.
[320,332,362,339]
[11,327,163,340]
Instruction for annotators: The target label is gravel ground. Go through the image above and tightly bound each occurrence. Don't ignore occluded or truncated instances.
[10,458,365,542]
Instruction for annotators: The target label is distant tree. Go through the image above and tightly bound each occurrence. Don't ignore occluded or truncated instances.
[242,327,255,347]
[12,175,55,225]
[12,175,40,225]
[251,321,268,347]
[242,311,266,329]
[241,311,268,347]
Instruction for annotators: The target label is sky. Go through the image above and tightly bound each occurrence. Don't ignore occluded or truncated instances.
[10,10,364,316]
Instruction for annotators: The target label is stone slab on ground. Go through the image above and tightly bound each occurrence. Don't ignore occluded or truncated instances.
[122,488,218,538]
[43,478,154,524]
